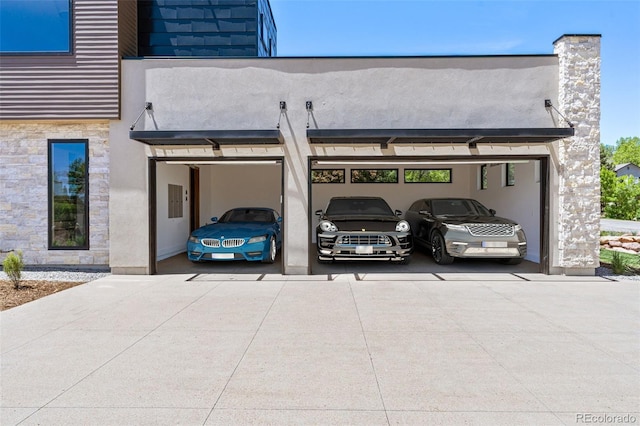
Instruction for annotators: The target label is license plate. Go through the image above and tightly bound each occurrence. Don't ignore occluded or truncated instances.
[482,241,508,248]
[356,245,374,254]
[211,253,234,259]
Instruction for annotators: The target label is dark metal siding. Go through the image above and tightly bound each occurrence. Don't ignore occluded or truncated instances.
[118,0,138,58]
[138,0,276,57]
[0,0,123,120]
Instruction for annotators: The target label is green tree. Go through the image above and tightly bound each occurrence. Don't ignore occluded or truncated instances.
[612,137,640,166]
[601,169,640,220]
[600,143,614,170]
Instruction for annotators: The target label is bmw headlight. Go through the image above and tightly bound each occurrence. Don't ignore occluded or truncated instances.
[188,235,200,243]
[248,235,267,244]
[395,220,410,232]
[445,223,468,232]
[319,220,338,232]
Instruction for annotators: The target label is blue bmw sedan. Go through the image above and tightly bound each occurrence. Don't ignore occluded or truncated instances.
[187,208,282,263]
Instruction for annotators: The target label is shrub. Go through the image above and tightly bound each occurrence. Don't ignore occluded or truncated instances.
[3,250,24,289]
[610,251,631,275]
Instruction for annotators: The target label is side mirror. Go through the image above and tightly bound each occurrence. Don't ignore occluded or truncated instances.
[211,217,218,223]
[489,209,496,216]
[315,210,323,216]
[395,210,402,217]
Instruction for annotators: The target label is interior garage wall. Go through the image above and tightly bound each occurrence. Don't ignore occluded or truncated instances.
[200,163,281,225]
[156,163,189,260]
[312,164,471,215]
[471,161,541,262]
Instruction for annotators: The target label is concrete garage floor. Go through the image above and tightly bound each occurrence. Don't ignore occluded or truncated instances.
[158,249,540,276]
[1,274,638,425]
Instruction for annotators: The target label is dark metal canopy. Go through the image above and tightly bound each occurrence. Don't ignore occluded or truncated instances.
[129,130,284,147]
[307,128,574,146]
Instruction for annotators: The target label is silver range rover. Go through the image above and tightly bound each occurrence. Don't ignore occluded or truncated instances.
[315,196,413,263]
[405,198,527,265]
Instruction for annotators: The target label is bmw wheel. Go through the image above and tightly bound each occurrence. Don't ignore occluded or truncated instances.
[431,232,454,265]
[262,236,276,264]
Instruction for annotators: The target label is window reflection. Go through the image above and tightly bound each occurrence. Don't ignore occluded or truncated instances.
[0,0,71,53]
[49,141,88,249]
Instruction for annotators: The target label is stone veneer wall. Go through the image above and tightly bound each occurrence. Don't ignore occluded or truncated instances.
[0,121,110,266]
[554,35,601,273]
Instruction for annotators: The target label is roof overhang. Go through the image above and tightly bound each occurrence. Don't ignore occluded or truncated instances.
[129,130,284,147]
[306,128,574,146]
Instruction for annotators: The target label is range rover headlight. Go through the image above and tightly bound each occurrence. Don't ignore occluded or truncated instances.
[319,220,338,232]
[395,220,410,232]
[188,235,200,243]
[445,223,468,232]
[514,224,522,232]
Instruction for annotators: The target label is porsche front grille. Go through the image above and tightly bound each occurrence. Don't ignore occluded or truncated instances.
[337,234,391,246]
[466,224,515,237]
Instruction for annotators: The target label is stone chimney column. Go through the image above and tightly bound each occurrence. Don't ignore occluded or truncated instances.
[553,34,601,274]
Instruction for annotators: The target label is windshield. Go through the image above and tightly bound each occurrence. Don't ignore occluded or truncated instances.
[431,199,492,217]
[220,209,275,223]
[326,198,394,216]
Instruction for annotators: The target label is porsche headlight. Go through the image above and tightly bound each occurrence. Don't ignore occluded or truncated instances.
[188,235,200,243]
[319,220,338,232]
[445,223,468,232]
[395,220,410,232]
[248,235,267,244]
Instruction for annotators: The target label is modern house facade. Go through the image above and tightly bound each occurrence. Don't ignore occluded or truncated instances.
[0,0,601,276]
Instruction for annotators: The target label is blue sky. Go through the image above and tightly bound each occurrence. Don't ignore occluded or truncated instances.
[270,0,640,146]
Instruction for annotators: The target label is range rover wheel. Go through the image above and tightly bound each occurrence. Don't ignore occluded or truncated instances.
[431,232,454,265]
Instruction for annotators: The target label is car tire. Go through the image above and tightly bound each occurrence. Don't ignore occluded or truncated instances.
[431,232,454,265]
[262,236,277,264]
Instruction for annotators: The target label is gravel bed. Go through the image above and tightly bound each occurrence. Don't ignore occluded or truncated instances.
[0,267,110,283]
[596,266,640,281]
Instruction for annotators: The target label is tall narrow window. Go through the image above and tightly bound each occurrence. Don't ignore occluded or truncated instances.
[506,163,516,186]
[48,140,89,249]
[480,164,488,190]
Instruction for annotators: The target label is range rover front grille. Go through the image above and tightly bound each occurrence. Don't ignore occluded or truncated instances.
[465,224,515,237]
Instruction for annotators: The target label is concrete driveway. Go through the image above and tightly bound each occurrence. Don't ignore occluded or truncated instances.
[2,273,639,425]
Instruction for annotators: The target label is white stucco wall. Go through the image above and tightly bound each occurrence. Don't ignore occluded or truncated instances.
[110,53,587,274]
[471,161,541,262]
[156,163,189,260]
[202,163,282,222]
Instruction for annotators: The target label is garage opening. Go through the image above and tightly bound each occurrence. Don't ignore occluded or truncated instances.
[309,156,548,275]
[150,158,285,274]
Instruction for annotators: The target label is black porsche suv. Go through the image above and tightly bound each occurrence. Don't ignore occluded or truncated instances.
[315,196,413,263]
